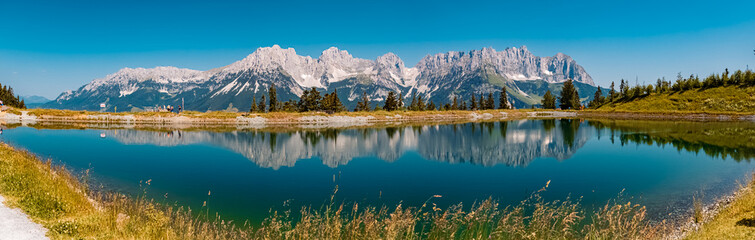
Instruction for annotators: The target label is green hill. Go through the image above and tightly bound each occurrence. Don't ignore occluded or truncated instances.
[595,85,755,114]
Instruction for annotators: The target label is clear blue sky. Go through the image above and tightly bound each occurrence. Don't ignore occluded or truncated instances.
[1,0,754,99]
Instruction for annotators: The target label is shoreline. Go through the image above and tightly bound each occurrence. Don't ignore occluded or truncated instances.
[2,108,754,131]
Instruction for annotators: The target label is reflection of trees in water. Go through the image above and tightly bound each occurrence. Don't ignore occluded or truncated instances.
[588,120,755,162]
[500,121,507,138]
[112,120,593,169]
[618,133,755,162]
[542,119,555,133]
[300,129,341,147]
[559,119,580,148]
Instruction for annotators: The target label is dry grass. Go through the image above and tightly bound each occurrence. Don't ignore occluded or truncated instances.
[0,143,667,239]
[685,176,755,239]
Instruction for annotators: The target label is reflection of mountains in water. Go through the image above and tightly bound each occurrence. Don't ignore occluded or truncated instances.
[112,119,593,169]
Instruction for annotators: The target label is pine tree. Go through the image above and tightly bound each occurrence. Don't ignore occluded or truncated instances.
[409,92,418,111]
[427,100,436,111]
[559,79,580,110]
[499,87,509,109]
[460,100,467,110]
[608,82,616,101]
[478,94,485,110]
[397,91,404,110]
[0,83,25,109]
[258,95,267,113]
[417,95,425,111]
[470,94,477,110]
[383,91,398,111]
[541,90,556,109]
[250,95,258,112]
[298,87,322,112]
[619,79,626,98]
[572,89,581,110]
[486,92,495,110]
[356,91,370,111]
[588,87,604,108]
[320,90,345,112]
[451,96,458,110]
[268,84,278,112]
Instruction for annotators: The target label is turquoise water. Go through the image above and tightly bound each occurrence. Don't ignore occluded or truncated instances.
[1,119,753,224]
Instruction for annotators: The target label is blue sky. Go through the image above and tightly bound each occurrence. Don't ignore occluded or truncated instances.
[1,0,754,99]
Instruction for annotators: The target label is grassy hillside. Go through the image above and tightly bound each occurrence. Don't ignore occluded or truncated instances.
[595,86,755,114]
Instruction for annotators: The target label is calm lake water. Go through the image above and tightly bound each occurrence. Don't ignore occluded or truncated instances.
[1,119,754,224]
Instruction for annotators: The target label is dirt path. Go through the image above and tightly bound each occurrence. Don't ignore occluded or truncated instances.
[0,195,48,240]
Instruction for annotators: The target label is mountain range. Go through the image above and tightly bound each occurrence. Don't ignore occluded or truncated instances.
[45,45,603,111]
[20,95,51,108]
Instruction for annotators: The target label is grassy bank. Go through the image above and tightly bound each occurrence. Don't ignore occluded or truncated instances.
[0,142,670,239]
[0,142,252,239]
[593,86,755,115]
[4,107,532,122]
[685,176,755,239]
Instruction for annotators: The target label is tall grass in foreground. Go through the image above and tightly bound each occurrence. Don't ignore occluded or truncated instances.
[0,143,667,239]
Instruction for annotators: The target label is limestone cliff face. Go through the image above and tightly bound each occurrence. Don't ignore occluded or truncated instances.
[48,46,595,111]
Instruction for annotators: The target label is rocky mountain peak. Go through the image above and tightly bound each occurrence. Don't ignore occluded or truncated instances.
[49,45,597,111]
[319,47,354,63]
[376,52,403,68]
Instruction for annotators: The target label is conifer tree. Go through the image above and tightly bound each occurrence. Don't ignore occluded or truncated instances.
[619,79,627,98]
[0,83,25,109]
[559,79,580,110]
[499,87,509,109]
[258,95,267,113]
[356,91,370,111]
[417,95,425,111]
[477,93,487,110]
[397,91,404,110]
[250,95,258,112]
[486,92,495,109]
[320,90,345,112]
[268,84,278,112]
[541,90,556,109]
[409,92,418,111]
[470,94,477,110]
[427,100,436,111]
[298,87,321,112]
[608,82,616,101]
[383,91,398,111]
[588,87,604,108]
[451,96,458,110]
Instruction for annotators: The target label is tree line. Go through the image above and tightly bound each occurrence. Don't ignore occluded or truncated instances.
[586,69,755,108]
[539,79,582,110]
[250,85,514,113]
[0,82,26,109]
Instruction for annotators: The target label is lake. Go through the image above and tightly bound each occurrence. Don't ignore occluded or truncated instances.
[1,119,754,225]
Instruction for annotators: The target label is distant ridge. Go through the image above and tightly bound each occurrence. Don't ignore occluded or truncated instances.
[46,46,600,111]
